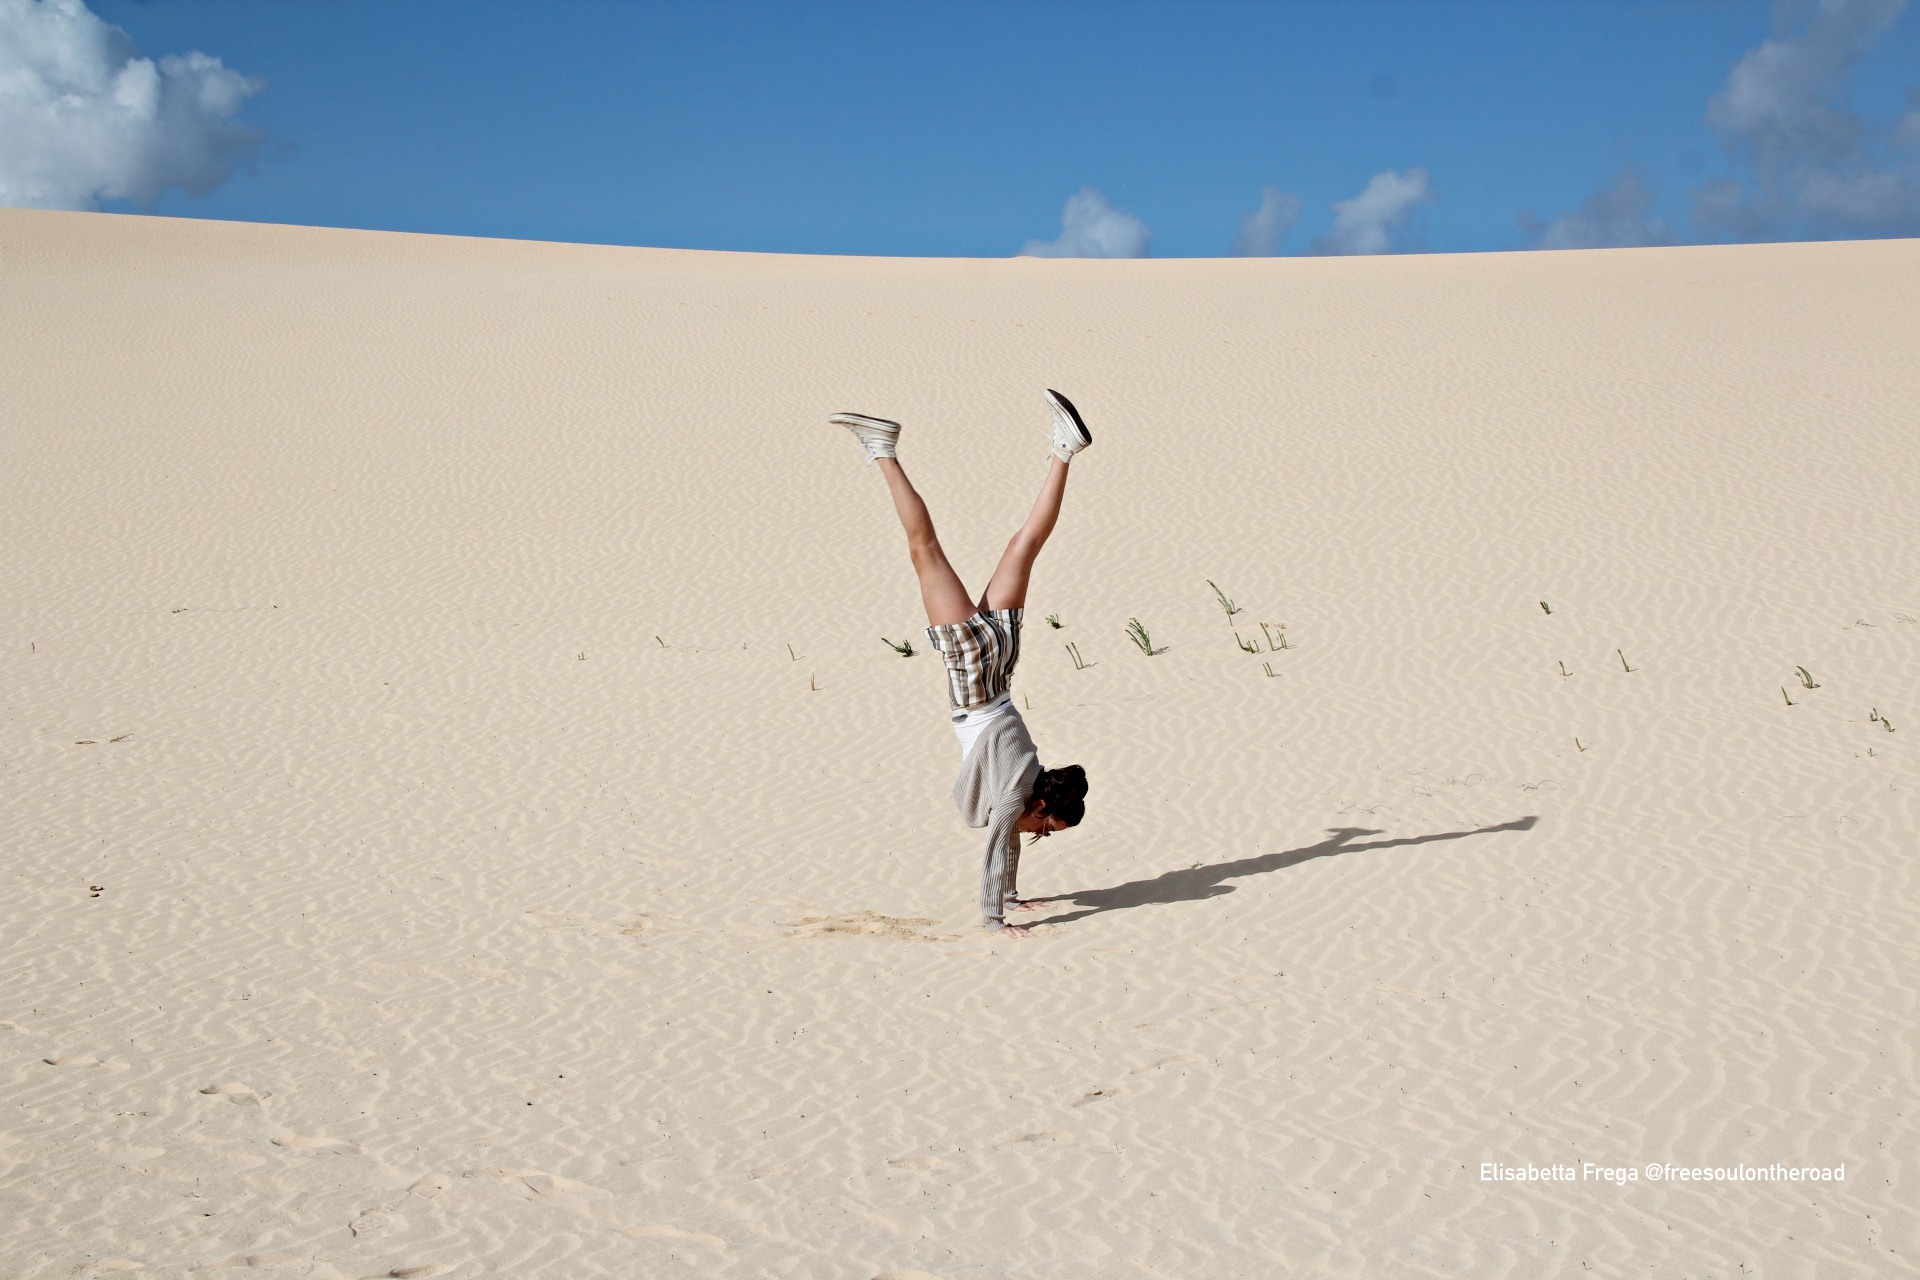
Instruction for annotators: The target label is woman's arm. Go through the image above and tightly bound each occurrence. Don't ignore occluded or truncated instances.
[979,803,1023,932]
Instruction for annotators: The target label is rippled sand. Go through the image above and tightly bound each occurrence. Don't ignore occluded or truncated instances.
[2,208,1916,1277]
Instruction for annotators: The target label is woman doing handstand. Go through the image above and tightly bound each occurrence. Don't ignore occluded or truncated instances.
[832,392,1093,938]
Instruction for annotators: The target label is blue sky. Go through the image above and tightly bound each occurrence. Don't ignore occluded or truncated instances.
[5,0,1918,255]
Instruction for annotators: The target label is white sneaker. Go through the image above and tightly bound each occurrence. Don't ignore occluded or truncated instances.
[1046,389,1091,462]
[830,412,901,464]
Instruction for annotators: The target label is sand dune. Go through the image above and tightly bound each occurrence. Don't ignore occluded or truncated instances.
[2,207,1916,1277]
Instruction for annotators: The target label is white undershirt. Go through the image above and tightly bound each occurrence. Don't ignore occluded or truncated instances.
[951,693,1019,759]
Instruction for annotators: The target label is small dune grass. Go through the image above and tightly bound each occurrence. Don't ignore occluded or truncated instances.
[1126,618,1161,656]
[1207,580,1241,621]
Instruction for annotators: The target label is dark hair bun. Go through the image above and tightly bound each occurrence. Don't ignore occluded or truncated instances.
[1032,764,1088,827]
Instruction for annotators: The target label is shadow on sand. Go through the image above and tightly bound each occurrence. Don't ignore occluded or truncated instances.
[1034,815,1538,929]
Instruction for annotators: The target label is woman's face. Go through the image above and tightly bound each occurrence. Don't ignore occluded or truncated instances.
[1016,804,1066,836]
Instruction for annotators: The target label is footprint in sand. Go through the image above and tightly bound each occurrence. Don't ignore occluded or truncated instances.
[350,1209,400,1239]
[237,1253,305,1269]
[107,1144,166,1163]
[522,1172,606,1198]
[1,1020,32,1035]
[199,1081,267,1106]
[887,1154,944,1171]
[88,1262,144,1274]
[407,1172,451,1199]
[1130,1054,1200,1075]
[783,911,952,941]
[43,1054,129,1070]
[200,1256,293,1272]
[1071,1087,1121,1107]
[619,1225,727,1248]
[271,1133,363,1154]
[996,1131,1070,1149]
[385,1266,451,1278]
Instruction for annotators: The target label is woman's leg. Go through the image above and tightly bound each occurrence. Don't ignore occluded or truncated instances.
[876,458,978,626]
[978,457,1070,611]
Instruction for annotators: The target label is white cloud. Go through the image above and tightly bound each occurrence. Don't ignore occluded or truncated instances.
[0,0,264,210]
[1693,0,1920,238]
[1311,167,1433,255]
[1020,187,1150,258]
[1230,185,1302,256]
[1520,166,1674,250]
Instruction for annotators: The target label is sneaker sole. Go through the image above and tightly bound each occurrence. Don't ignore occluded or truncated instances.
[829,413,901,434]
[1045,389,1091,448]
